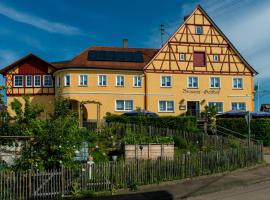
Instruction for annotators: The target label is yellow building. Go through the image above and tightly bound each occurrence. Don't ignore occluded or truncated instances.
[0,5,258,122]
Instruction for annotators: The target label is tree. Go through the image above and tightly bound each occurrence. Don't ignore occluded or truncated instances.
[10,96,44,136]
[13,94,83,170]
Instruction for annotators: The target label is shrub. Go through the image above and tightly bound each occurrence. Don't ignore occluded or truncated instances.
[217,118,270,146]
[105,114,197,131]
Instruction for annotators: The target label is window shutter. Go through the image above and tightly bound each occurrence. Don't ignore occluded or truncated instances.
[194,52,206,67]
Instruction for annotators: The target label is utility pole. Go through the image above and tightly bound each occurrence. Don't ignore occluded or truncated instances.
[245,111,252,146]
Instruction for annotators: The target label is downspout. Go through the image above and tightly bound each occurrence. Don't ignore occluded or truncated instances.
[144,72,147,110]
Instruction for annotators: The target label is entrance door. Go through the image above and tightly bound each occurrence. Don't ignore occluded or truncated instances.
[187,101,200,117]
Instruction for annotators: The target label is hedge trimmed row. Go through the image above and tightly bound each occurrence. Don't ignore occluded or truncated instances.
[105,114,197,131]
[217,118,270,146]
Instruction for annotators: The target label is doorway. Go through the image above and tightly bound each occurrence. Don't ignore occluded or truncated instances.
[187,101,200,117]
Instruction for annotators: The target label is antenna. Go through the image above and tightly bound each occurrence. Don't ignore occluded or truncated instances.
[160,24,165,47]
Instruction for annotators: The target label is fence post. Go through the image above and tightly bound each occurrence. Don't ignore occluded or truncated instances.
[28,170,32,199]
[61,165,65,197]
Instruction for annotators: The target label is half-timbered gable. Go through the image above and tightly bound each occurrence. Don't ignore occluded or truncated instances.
[0,54,55,96]
[144,5,257,76]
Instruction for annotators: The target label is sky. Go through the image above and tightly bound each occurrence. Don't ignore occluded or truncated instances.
[0,0,269,110]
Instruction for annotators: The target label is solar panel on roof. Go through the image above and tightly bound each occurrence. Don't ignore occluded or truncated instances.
[88,51,144,62]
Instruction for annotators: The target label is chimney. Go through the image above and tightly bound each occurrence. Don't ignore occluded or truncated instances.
[123,39,128,48]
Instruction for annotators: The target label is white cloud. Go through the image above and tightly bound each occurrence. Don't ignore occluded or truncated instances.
[0,3,81,35]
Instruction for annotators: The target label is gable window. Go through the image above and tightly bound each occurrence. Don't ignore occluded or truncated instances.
[193,52,206,67]
[115,100,133,111]
[79,75,88,86]
[116,75,124,87]
[208,102,223,113]
[188,76,198,88]
[161,76,172,87]
[98,75,107,86]
[44,75,53,87]
[179,53,185,61]
[34,75,41,87]
[133,76,142,87]
[195,26,203,35]
[210,77,220,88]
[25,75,32,87]
[213,54,219,62]
[159,100,174,112]
[64,74,70,87]
[232,102,246,111]
[233,77,243,89]
[14,75,23,87]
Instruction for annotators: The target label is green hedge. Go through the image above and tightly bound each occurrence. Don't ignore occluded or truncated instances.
[105,114,197,131]
[217,118,270,146]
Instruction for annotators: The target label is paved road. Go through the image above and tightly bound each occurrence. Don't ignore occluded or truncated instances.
[188,180,270,200]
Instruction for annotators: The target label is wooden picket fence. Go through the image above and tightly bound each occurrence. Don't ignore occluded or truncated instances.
[0,143,263,200]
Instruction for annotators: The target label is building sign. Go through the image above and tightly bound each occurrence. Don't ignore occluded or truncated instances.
[182,89,220,95]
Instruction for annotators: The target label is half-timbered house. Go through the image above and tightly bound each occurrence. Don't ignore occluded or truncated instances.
[0,5,258,122]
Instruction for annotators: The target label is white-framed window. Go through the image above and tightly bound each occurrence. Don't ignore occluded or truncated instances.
[64,74,71,87]
[195,26,203,35]
[213,54,219,62]
[208,102,223,113]
[34,75,41,87]
[13,75,24,87]
[25,75,32,87]
[116,75,124,87]
[115,100,133,111]
[43,75,53,87]
[188,76,198,88]
[133,76,142,87]
[233,77,243,89]
[98,75,107,86]
[179,53,185,61]
[159,100,174,112]
[210,77,220,88]
[79,75,88,86]
[232,102,246,111]
[161,76,172,87]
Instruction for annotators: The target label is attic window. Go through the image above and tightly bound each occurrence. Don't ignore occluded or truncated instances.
[179,53,185,61]
[195,26,203,35]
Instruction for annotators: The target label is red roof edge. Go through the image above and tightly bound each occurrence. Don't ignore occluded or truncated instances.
[0,53,56,75]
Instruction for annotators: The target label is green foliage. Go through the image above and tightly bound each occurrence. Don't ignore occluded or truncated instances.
[91,150,109,163]
[13,95,83,170]
[227,136,241,149]
[217,118,270,145]
[173,136,188,149]
[105,113,197,131]
[124,133,174,144]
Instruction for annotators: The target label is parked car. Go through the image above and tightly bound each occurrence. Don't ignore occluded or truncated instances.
[260,104,270,112]
[122,110,158,117]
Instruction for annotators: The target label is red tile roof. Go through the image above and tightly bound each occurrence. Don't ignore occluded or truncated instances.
[52,46,159,71]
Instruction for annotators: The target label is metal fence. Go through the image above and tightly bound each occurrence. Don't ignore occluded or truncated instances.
[0,143,263,200]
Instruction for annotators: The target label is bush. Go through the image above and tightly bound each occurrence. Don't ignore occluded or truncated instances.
[217,118,270,146]
[105,114,197,131]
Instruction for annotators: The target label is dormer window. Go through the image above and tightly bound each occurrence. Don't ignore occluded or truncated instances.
[179,53,185,61]
[195,26,203,35]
